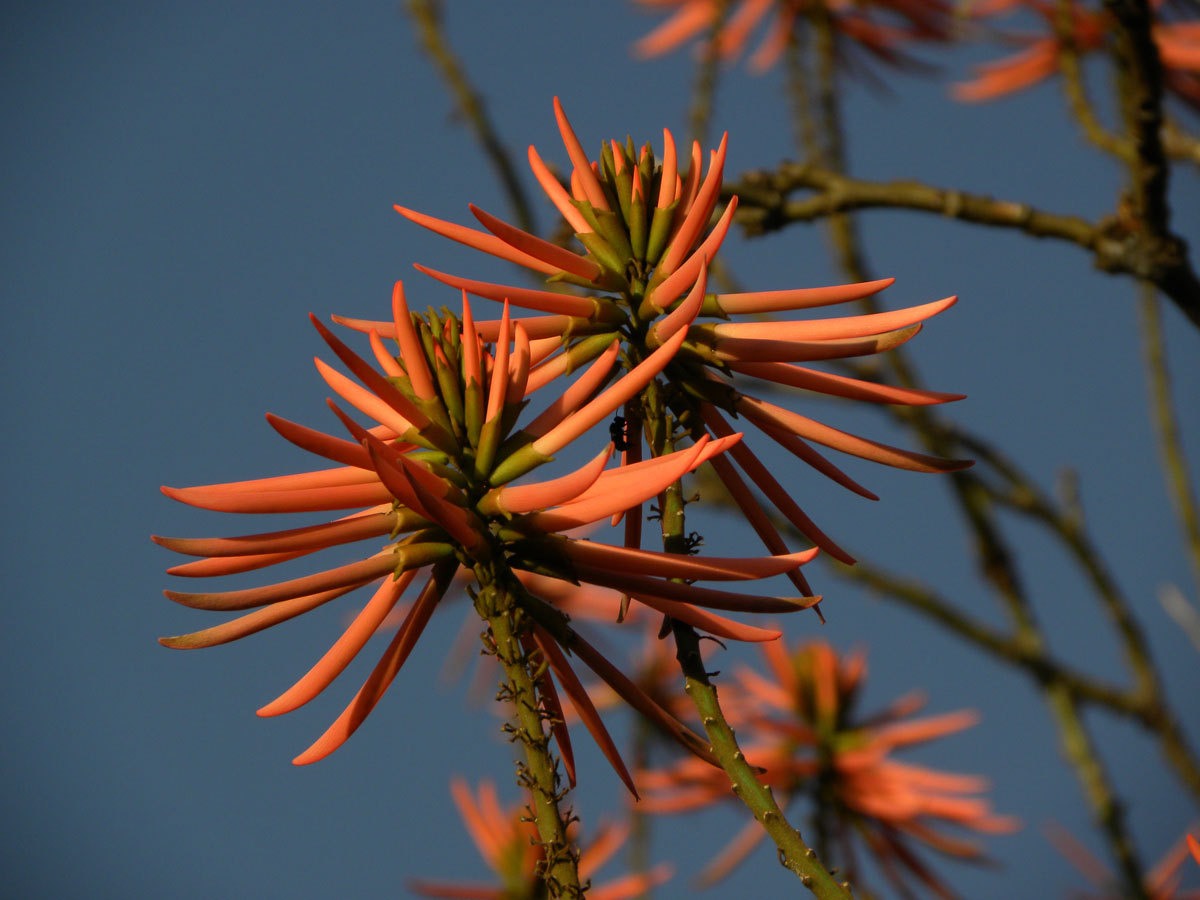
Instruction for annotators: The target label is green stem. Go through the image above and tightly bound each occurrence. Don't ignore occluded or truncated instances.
[642,380,852,899]
[473,567,582,898]
[1138,283,1200,604]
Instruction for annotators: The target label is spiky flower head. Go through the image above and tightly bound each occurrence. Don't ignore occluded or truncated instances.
[381,98,969,607]
[637,639,1017,895]
[156,282,823,782]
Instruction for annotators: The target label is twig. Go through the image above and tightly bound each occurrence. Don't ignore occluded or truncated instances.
[404,0,537,234]
[1138,283,1200,606]
[726,162,1200,327]
[1054,0,1134,159]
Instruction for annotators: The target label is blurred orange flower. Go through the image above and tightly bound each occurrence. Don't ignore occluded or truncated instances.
[955,0,1200,110]
[638,639,1017,895]
[409,778,672,900]
[630,0,953,73]
[1048,823,1200,900]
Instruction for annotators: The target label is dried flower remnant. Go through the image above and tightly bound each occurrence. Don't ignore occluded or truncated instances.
[638,640,1017,895]
[1048,824,1200,900]
[378,97,969,605]
[630,0,953,73]
[954,0,1200,110]
[155,281,822,780]
[409,778,673,900]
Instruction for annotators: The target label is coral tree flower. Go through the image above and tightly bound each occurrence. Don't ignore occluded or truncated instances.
[156,280,822,780]
[637,639,1017,896]
[409,778,672,900]
[954,0,1200,110]
[377,97,969,606]
[630,0,953,72]
[1047,824,1200,900]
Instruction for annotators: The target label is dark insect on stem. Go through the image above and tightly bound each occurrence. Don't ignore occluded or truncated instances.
[609,415,629,451]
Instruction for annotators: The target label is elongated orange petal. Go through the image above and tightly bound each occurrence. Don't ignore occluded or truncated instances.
[533,629,637,797]
[560,540,816,581]
[165,552,397,611]
[310,313,431,429]
[532,324,690,457]
[872,710,980,749]
[715,277,896,314]
[553,97,609,210]
[528,144,592,233]
[165,464,379,496]
[469,203,602,281]
[753,417,880,500]
[569,433,741,505]
[574,564,819,614]
[481,444,612,515]
[394,204,559,276]
[650,198,735,309]
[520,597,719,767]
[736,392,972,473]
[158,582,365,649]
[314,356,417,436]
[368,328,404,378]
[659,133,728,275]
[711,295,958,341]
[651,257,707,340]
[485,301,511,423]
[530,439,707,530]
[292,561,455,765]
[730,360,964,405]
[161,481,394,514]
[704,452,815,597]
[712,324,924,363]
[449,778,505,868]
[265,413,376,469]
[633,1,713,57]
[390,280,437,400]
[657,127,678,208]
[414,264,598,318]
[153,512,398,558]
[258,568,422,717]
[166,547,314,577]
[522,340,620,438]
[626,593,784,642]
[702,404,856,563]
[505,321,530,407]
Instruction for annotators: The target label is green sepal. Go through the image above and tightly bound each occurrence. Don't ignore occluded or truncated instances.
[463,375,484,450]
[473,413,505,481]
[645,200,679,266]
[699,293,730,319]
[629,186,648,263]
[590,206,635,266]
[598,141,625,221]
[604,140,634,226]
[489,441,554,487]
[575,230,626,276]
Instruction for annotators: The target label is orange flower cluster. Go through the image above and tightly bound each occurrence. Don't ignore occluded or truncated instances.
[157,99,967,792]
[388,98,967,601]
[155,285,821,776]
[638,640,1017,896]
[409,778,672,900]
[1049,824,1200,900]
[630,0,953,72]
[955,0,1200,109]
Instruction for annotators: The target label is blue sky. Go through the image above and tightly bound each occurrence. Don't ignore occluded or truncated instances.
[3,3,1198,899]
